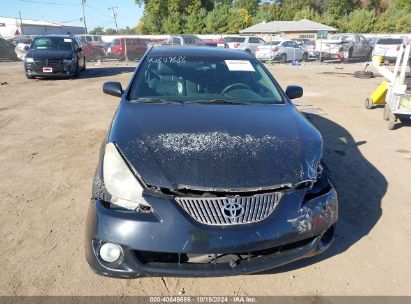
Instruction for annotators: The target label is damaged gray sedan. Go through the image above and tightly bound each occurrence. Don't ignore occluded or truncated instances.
[85,47,338,278]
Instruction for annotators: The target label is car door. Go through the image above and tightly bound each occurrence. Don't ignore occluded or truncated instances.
[248,37,261,54]
[290,41,303,60]
[352,35,362,57]
[281,41,292,59]
[73,38,84,68]
[359,35,370,57]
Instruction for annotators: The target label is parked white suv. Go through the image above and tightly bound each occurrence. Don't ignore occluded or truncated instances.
[224,36,265,55]
[256,40,308,63]
[373,37,410,62]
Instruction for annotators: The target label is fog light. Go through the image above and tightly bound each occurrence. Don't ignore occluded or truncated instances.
[99,242,121,263]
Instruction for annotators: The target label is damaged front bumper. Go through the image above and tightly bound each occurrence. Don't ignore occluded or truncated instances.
[85,186,338,278]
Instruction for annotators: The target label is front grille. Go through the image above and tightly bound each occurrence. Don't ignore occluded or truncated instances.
[35,59,61,65]
[175,192,284,226]
[134,236,316,265]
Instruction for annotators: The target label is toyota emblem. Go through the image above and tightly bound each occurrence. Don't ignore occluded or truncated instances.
[222,201,244,221]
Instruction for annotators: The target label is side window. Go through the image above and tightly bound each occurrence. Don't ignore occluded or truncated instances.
[291,42,299,48]
[183,37,195,44]
[86,36,92,42]
[282,41,290,47]
[354,36,360,43]
[258,39,265,44]
[72,39,79,50]
[172,38,180,45]
[249,37,259,44]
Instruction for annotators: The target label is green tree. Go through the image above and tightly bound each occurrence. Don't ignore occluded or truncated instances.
[374,7,411,32]
[280,0,310,20]
[227,7,252,33]
[204,4,231,33]
[183,8,207,34]
[119,26,136,35]
[89,26,105,35]
[252,2,282,23]
[105,28,118,35]
[292,7,321,22]
[135,13,161,34]
[345,8,377,32]
[162,12,183,33]
[324,0,357,16]
[233,0,260,15]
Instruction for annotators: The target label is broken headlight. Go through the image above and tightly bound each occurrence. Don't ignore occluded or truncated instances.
[103,142,152,212]
[302,164,332,201]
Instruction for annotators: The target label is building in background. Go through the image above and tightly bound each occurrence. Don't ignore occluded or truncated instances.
[240,19,337,41]
[0,17,84,38]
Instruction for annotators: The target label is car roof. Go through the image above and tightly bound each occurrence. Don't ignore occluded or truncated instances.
[149,46,254,59]
[33,35,75,39]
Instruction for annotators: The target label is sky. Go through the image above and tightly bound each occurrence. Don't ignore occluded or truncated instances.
[2,0,144,30]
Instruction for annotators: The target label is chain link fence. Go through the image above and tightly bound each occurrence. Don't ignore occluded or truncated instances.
[3,33,407,65]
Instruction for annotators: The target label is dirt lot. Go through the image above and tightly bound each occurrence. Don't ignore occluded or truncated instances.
[0,60,410,296]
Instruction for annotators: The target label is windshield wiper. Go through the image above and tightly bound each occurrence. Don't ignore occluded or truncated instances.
[131,98,184,104]
[185,99,251,105]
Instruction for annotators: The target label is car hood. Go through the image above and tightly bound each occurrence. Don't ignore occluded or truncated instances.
[109,102,323,191]
[26,50,73,60]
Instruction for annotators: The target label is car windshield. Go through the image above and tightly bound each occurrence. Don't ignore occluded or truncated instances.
[377,38,403,45]
[31,37,73,51]
[264,41,280,45]
[128,55,284,104]
[329,35,351,41]
[224,37,246,43]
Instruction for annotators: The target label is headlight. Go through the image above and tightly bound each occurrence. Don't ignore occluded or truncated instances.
[103,142,151,211]
[303,163,331,201]
[25,57,34,63]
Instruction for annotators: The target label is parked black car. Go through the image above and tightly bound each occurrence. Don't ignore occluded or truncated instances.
[0,38,19,61]
[85,47,338,278]
[24,35,86,79]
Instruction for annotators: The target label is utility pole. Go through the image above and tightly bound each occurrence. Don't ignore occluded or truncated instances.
[108,7,119,34]
[81,0,87,34]
[19,10,24,35]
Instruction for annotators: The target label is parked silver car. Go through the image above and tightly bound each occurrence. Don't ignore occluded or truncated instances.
[256,40,308,63]
[224,36,265,55]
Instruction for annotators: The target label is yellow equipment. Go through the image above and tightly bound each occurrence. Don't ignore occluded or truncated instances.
[365,81,388,109]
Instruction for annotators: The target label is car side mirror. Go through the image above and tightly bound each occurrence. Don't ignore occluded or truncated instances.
[103,82,123,97]
[285,85,303,99]
[24,45,30,51]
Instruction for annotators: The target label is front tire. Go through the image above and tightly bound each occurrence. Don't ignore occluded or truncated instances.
[280,53,287,64]
[302,53,308,61]
[387,113,396,130]
[383,104,390,121]
[344,48,353,63]
[365,97,373,109]
[25,73,35,79]
[73,62,80,78]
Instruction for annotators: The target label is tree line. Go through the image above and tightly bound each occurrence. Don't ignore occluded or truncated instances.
[89,0,411,36]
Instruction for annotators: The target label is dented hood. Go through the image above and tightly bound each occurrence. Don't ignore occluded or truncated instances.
[109,102,323,191]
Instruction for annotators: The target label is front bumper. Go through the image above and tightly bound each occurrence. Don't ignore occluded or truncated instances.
[85,187,338,278]
[313,51,340,60]
[24,62,75,77]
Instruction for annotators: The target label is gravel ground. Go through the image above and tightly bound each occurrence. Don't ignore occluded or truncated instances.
[0,60,410,296]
